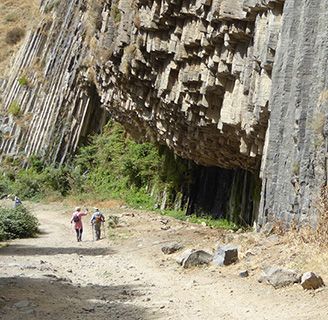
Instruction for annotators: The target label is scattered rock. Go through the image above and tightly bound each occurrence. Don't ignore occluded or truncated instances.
[261,222,274,235]
[213,244,238,266]
[160,218,169,225]
[161,243,183,255]
[245,250,256,257]
[14,300,31,309]
[161,225,170,231]
[239,270,249,278]
[259,267,300,288]
[177,249,213,268]
[121,212,134,217]
[301,272,325,290]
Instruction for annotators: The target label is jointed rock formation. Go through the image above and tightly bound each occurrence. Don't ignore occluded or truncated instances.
[1,0,327,226]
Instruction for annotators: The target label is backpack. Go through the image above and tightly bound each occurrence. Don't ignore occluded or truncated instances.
[95,213,103,223]
[73,214,80,223]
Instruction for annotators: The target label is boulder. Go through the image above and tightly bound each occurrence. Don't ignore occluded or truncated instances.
[161,242,183,255]
[176,249,213,268]
[213,244,238,266]
[301,272,324,290]
[259,267,300,288]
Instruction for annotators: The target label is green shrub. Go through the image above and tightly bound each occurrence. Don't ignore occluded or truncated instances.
[18,76,29,87]
[5,27,25,45]
[111,4,121,24]
[0,206,39,241]
[8,101,21,117]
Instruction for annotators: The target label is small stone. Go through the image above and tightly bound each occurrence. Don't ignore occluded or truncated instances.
[301,272,325,290]
[239,270,249,278]
[14,300,30,308]
[161,243,183,255]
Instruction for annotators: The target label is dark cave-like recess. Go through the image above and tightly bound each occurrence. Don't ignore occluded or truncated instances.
[186,166,261,226]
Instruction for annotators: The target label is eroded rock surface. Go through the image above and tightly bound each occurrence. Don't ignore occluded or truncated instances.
[0,0,284,172]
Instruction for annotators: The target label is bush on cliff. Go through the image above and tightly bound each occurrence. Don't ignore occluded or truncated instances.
[0,206,39,241]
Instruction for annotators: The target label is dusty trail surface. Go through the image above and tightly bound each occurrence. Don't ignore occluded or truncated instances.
[1,202,328,320]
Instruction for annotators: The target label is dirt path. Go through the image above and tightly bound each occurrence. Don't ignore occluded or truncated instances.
[1,202,328,320]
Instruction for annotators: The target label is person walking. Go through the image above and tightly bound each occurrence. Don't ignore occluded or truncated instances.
[13,196,22,208]
[90,208,105,241]
[71,207,88,242]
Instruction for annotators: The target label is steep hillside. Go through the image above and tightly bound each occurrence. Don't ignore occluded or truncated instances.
[0,0,39,77]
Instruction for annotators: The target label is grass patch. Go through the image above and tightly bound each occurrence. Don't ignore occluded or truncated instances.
[8,100,21,117]
[18,75,29,86]
[161,210,239,231]
[111,3,121,24]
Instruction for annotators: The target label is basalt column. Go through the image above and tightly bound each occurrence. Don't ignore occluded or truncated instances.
[259,0,328,226]
[187,166,260,226]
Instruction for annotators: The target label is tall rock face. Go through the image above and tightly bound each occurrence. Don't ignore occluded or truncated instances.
[96,0,284,171]
[0,0,284,171]
[0,0,108,164]
[259,0,328,226]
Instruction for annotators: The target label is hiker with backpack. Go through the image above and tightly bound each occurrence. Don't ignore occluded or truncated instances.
[71,207,89,242]
[90,208,105,241]
[12,195,22,208]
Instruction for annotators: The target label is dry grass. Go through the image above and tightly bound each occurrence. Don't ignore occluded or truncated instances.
[0,0,40,76]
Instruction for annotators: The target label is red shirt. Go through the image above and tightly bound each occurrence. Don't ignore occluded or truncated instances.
[71,211,87,229]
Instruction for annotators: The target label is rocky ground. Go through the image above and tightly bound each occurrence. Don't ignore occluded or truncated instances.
[1,201,328,320]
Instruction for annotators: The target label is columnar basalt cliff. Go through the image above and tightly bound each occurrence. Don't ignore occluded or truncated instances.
[259,0,328,226]
[96,0,284,171]
[0,0,109,164]
[2,0,325,226]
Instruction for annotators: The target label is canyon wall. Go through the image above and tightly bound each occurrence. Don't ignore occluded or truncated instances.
[0,0,284,170]
[2,0,325,226]
[259,0,328,226]
[0,0,108,164]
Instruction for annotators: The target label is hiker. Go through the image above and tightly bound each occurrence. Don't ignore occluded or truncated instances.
[13,196,22,208]
[71,207,88,242]
[90,208,105,241]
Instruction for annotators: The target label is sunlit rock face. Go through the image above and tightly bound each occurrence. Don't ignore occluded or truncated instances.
[259,0,328,226]
[0,0,284,170]
[95,0,285,171]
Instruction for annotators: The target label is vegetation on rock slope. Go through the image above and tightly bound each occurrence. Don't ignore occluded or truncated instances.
[0,121,238,230]
[0,0,39,76]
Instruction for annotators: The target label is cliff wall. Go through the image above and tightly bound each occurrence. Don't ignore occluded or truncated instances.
[0,0,108,164]
[95,0,284,171]
[259,0,328,226]
[0,0,284,170]
[3,0,325,226]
